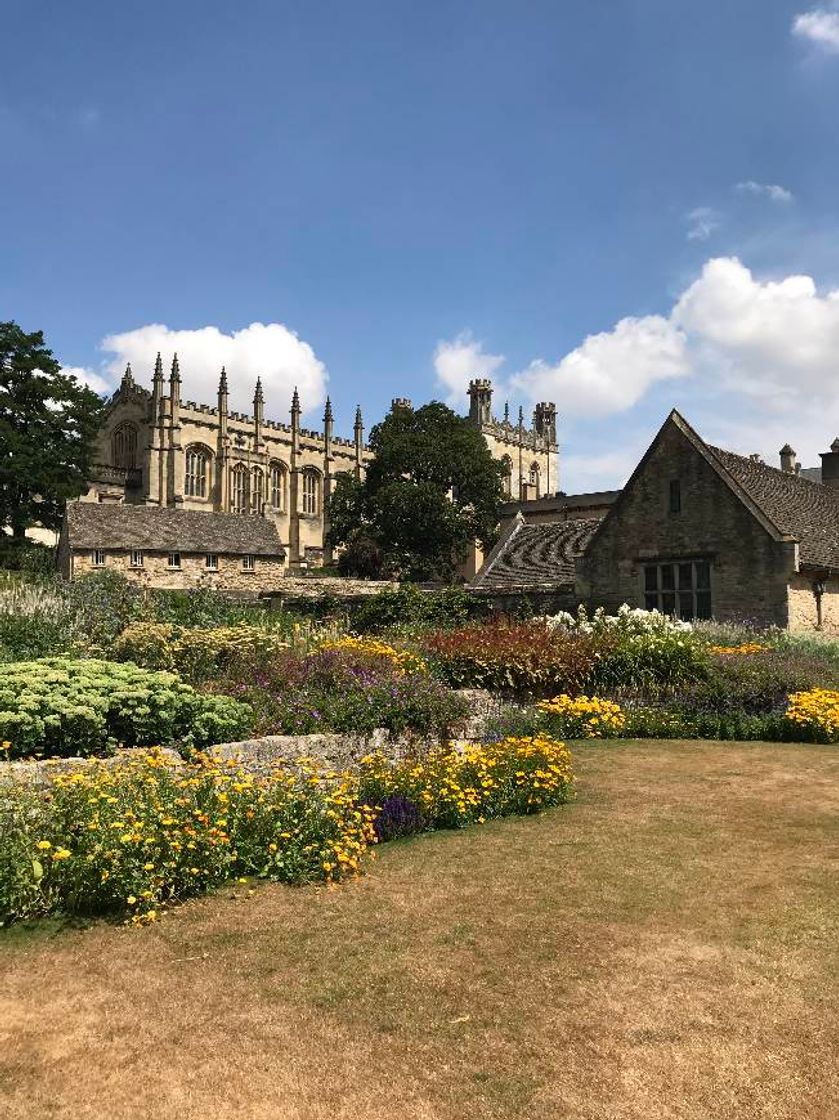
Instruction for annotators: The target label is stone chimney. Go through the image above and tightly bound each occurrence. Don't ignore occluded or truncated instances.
[820,437,839,489]
[391,398,413,411]
[779,444,797,474]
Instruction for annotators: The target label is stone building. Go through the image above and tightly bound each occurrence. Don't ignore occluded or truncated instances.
[473,409,839,633]
[81,356,368,570]
[58,503,286,591]
[79,357,559,576]
[578,410,839,630]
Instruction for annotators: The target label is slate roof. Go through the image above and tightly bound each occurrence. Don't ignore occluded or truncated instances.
[471,517,600,591]
[705,445,839,570]
[65,503,285,557]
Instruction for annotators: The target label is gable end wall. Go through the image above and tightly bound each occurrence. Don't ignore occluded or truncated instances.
[578,422,794,626]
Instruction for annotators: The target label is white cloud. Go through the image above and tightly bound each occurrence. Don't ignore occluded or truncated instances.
[99,322,328,417]
[735,180,794,203]
[433,331,504,407]
[672,257,839,409]
[60,364,112,396]
[510,316,689,418]
[685,206,721,242]
[792,8,839,52]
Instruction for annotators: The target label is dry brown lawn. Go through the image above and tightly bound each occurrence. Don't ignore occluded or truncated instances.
[1,739,838,1120]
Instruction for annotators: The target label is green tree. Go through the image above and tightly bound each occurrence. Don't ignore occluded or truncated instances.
[0,322,105,540]
[328,401,504,581]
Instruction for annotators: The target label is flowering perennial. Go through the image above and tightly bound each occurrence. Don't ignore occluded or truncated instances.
[320,635,426,676]
[537,694,626,738]
[784,689,839,743]
[357,735,574,830]
[0,749,375,926]
[0,735,574,927]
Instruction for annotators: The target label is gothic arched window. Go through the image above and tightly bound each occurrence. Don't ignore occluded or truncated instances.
[270,462,287,512]
[185,445,211,498]
[231,464,249,514]
[251,467,264,513]
[302,468,320,516]
[112,423,138,469]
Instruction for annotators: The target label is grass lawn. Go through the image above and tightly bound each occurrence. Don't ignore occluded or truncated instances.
[1,739,837,1120]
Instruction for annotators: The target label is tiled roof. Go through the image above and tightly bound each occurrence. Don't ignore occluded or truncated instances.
[471,518,599,591]
[709,446,839,569]
[65,503,285,557]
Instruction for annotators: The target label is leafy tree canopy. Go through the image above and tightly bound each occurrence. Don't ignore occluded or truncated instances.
[0,321,105,539]
[328,401,504,581]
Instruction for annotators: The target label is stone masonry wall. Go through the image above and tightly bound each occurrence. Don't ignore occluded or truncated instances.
[787,573,839,635]
[71,549,287,592]
[579,422,795,627]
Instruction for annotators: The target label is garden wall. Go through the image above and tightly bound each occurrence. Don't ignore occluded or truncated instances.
[787,573,839,635]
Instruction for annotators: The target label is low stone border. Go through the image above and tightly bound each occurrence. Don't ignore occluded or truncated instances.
[0,690,510,784]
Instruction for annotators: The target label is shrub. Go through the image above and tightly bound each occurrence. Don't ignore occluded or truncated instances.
[547,604,710,696]
[537,694,626,739]
[348,584,489,635]
[422,619,596,698]
[0,582,79,662]
[337,534,386,579]
[358,734,574,831]
[677,648,839,716]
[621,704,787,742]
[0,659,252,758]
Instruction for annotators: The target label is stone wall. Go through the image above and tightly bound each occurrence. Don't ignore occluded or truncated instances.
[579,421,795,627]
[71,548,287,592]
[787,573,839,634]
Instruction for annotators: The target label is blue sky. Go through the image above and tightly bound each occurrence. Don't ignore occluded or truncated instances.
[4,1,839,489]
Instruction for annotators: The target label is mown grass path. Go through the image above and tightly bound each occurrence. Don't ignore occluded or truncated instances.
[1,740,837,1119]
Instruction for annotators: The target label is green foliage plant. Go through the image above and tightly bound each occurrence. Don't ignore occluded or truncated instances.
[0,658,252,758]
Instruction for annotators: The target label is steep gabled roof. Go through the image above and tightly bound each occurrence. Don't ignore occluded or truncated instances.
[470,514,599,591]
[708,446,839,570]
[65,503,285,557]
[585,409,839,573]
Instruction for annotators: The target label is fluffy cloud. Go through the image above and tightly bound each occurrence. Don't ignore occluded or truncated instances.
[672,257,839,408]
[96,321,328,417]
[510,316,689,418]
[60,364,112,396]
[433,331,504,407]
[442,256,839,481]
[735,180,794,203]
[792,8,839,52]
[685,206,721,242]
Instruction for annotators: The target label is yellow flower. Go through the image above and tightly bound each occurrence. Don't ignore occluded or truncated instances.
[36,840,52,850]
[52,848,71,861]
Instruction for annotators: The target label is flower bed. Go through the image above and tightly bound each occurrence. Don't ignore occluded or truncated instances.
[215,642,468,739]
[0,735,574,927]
